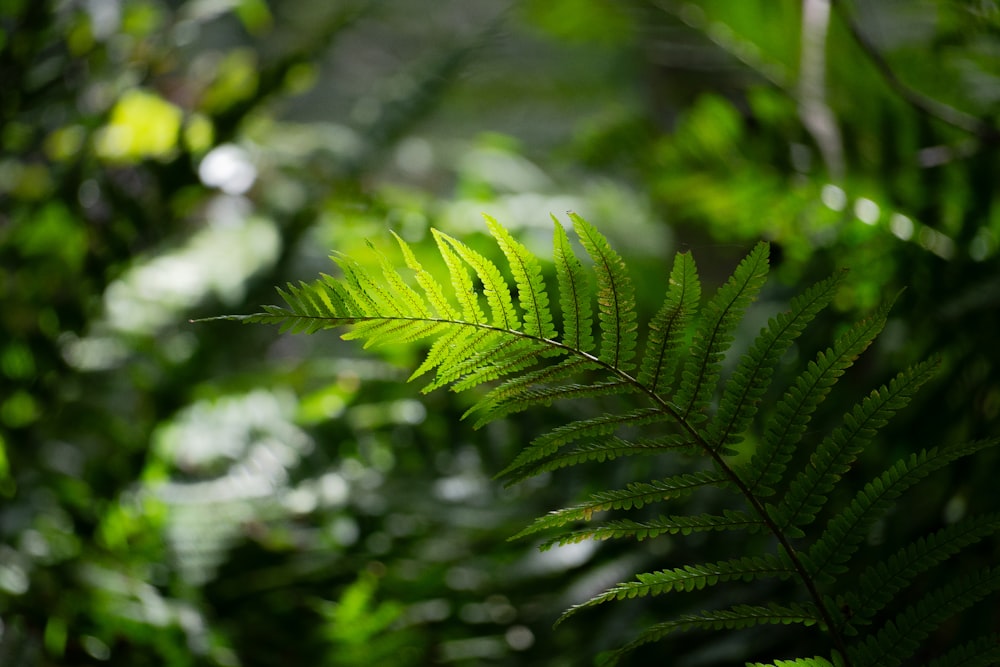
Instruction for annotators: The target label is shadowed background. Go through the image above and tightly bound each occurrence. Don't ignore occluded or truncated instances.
[1,1,998,665]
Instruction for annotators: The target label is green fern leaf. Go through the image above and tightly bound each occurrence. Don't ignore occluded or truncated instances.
[807,438,1000,582]
[408,325,476,382]
[741,297,895,498]
[392,231,459,319]
[746,658,836,667]
[924,634,1000,667]
[676,241,769,425]
[497,407,667,480]
[433,229,487,324]
[447,339,553,393]
[540,509,763,549]
[849,567,1000,667]
[839,512,1000,632]
[710,271,844,452]
[637,250,701,394]
[501,434,698,485]
[423,333,546,392]
[434,228,519,330]
[249,280,350,333]
[777,359,940,531]
[558,554,793,623]
[210,217,1000,666]
[467,356,600,425]
[600,603,820,666]
[468,379,633,424]
[483,214,557,339]
[416,328,502,390]
[369,241,434,316]
[552,218,595,353]
[570,212,638,371]
[511,470,731,540]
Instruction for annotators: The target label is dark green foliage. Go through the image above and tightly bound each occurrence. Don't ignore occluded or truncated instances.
[213,215,1000,666]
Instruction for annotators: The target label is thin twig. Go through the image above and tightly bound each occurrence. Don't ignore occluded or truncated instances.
[833,1,998,139]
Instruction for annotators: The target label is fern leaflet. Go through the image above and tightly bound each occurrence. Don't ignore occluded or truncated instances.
[676,241,769,425]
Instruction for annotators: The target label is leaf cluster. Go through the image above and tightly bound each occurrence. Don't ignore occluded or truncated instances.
[213,214,1000,666]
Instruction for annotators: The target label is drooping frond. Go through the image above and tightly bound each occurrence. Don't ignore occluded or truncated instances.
[500,435,698,485]
[708,272,844,453]
[637,250,701,394]
[211,215,1000,666]
[600,603,820,666]
[807,438,1000,582]
[441,337,552,393]
[676,241,769,424]
[497,408,668,480]
[466,356,600,426]
[570,213,638,372]
[511,470,732,540]
[839,512,1000,632]
[540,510,763,550]
[558,554,793,623]
[776,359,940,532]
[847,567,1000,667]
[740,297,896,498]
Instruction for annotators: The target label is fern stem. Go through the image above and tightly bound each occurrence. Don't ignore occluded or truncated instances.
[635,386,852,665]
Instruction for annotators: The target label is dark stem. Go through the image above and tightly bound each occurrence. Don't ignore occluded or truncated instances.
[833,1,997,140]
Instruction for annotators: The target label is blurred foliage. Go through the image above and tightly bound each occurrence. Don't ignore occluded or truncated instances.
[0,0,997,665]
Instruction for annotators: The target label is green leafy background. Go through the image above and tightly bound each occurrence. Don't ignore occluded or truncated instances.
[1,0,998,665]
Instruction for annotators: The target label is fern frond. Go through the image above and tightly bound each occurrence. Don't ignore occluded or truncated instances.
[215,217,1000,666]
[777,359,940,532]
[416,328,502,389]
[369,241,433,317]
[433,229,487,324]
[470,380,632,423]
[741,297,895,498]
[467,356,601,426]
[392,231,459,319]
[552,218,595,353]
[423,332,549,392]
[839,512,1000,632]
[501,435,698,485]
[434,228,519,330]
[676,241,769,425]
[540,509,763,549]
[484,214,557,339]
[558,554,793,623]
[807,438,1000,581]
[570,212,638,372]
[497,408,667,480]
[408,325,476,382]
[746,657,836,667]
[709,272,845,452]
[848,567,1000,667]
[447,339,553,392]
[924,634,1000,667]
[246,280,352,333]
[637,250,701,394]
[601,603,821,666]
[511,470,731,540]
